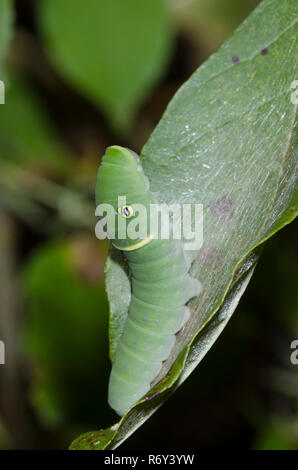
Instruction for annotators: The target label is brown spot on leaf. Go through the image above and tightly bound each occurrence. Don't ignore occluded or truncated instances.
[197,246,222,269]
[146,392,160,401]
[210,195,235,222]
[261,48,268,55]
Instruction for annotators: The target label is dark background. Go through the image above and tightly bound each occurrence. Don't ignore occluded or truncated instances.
[0,0,297,450]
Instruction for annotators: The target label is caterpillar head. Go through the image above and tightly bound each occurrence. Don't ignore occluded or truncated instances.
[96,146,151,250]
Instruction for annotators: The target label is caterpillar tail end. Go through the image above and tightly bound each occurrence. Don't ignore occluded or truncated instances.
[108,391,130,417]
[108,402,126,418]
[108,374,150,417]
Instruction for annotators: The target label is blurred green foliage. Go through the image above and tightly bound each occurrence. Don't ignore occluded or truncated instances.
[0,0,12,78]
[22,236,110,429]
[39,0,173,134]
[173,0,260,54]
[0,75,71,172]
[254,423,297,450]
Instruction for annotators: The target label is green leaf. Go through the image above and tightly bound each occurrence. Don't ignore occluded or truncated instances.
[71,0,297,449]
[0,0,13,79]
[38,0,173,134]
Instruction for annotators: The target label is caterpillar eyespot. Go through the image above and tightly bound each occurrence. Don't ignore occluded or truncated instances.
[118,205,134,218]
[96,145,201,416]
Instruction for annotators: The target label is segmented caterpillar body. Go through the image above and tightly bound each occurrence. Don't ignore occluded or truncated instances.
[96,146,201,416]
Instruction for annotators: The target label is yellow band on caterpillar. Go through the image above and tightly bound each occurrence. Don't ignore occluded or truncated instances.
[112,235,153,251]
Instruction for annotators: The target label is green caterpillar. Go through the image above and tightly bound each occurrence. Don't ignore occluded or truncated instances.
[96,146,201,416]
